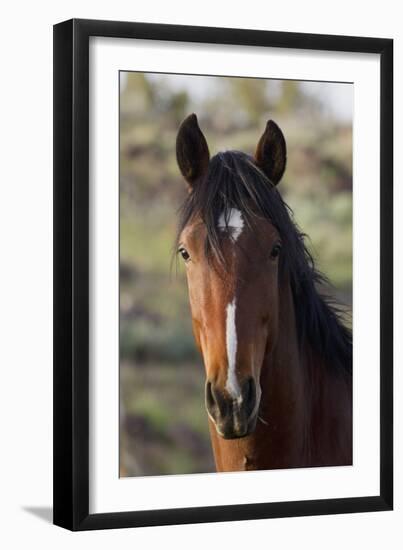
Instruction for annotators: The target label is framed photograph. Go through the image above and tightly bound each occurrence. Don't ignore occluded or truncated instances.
[53,19,393,530]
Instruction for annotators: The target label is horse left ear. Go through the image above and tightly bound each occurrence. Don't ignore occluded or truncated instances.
[254,120,287,185]
[176,113,210,189]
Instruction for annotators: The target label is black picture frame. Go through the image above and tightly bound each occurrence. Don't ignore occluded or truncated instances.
[53,18,393,531]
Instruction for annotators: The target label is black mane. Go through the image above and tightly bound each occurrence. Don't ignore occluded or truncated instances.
[176,150,352,376]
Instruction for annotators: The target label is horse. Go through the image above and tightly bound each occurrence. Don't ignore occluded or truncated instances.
[175,114,352,472]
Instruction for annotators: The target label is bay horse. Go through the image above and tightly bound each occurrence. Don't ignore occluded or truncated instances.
[175,114,352,472]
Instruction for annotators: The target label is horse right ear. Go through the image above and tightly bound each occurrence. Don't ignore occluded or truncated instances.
[254,120,287,186]
[176,114,210,189]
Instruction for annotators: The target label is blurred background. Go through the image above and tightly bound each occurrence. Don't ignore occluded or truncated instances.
[119,72,353,477]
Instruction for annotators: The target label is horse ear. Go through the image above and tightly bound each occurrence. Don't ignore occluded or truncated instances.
[176,114,210,189]
[254,120,287,185]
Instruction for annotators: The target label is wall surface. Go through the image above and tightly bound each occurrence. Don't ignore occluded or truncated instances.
[0,1,400,548]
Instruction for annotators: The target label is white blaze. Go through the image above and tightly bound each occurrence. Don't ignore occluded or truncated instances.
[218,208,244,399]
[225,299,241,398]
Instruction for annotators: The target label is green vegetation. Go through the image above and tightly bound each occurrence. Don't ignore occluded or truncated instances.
[119,73,352,476]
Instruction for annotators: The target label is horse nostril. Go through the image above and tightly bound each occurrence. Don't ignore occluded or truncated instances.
[205,381,228,418]
[243,377,256,416]
[205,380,215,410]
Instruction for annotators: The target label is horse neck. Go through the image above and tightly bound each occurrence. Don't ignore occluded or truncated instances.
[257,279,308,462]
[260,280,352,467]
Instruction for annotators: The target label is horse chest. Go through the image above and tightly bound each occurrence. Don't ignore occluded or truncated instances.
[210,434,255,471]
[243,454,257,470]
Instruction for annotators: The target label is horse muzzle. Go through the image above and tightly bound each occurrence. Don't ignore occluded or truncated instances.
[205,377,259,439]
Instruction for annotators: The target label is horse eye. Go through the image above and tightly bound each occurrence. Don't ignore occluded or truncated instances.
[270,244,281,259]
[178,247,190,262]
